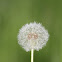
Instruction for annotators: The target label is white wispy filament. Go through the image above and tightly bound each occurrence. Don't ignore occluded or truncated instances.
[18,22,49,52]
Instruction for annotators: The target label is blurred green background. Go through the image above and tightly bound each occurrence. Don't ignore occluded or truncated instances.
[0,0,62,62]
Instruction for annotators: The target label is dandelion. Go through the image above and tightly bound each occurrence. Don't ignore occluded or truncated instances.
[17,22,49,62]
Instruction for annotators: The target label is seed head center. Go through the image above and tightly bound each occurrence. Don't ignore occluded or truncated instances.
[28,33,38,40]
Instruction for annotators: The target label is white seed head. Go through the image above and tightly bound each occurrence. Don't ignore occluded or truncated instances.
[18,22,49,52]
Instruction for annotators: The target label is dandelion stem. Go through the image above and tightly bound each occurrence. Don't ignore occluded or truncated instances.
[31,49,34,62]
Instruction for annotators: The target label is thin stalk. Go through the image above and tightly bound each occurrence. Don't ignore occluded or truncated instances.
[31,49,34,62]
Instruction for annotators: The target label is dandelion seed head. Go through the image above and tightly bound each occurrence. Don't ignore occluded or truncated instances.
[18,22,49,52]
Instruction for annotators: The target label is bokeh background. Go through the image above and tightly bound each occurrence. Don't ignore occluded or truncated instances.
[0,0,62,62]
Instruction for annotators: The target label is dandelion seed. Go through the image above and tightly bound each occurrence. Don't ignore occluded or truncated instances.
[17,22,49,62]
